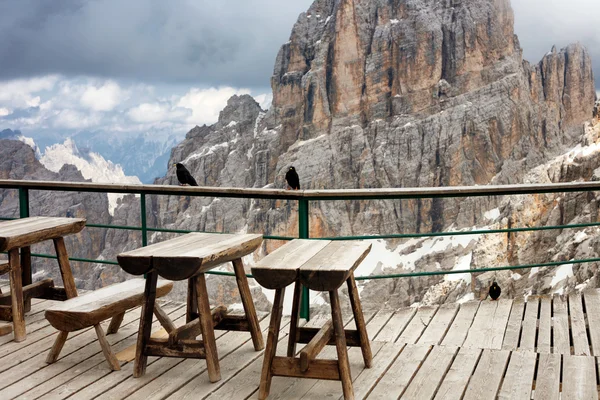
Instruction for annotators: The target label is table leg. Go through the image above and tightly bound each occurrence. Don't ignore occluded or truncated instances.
[330,289,354,400]
[53,237,78,298]
[8,249,26,342]
[196,273,221,382]
[21,246,32,312]
[134,270,158,378]
[287,280,302,357]
[258,287,285,400]
[346,274,372,368]
[187,277,198,323]
[232,258,264,351]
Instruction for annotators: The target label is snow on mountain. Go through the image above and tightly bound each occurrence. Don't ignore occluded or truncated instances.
[39,138,141,214]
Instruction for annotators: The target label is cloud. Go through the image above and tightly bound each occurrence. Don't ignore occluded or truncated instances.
[127,102,190,123]
[0,0,314,88]
[177,87,252,125]
[0,75,59,108]
[80,81,124,111]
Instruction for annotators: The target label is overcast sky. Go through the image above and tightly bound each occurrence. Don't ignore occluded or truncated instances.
[0,0,597,138]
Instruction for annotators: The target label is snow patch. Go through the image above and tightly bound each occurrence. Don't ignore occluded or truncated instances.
[457,292,475,303]
[550,263,574,287]
[289,134,326,150]
[390,19,399,24]
[484,208,500,221]
[39,138,141,215]
[226,121,237,127]
[445,253,472,283]
[325,16,331,24]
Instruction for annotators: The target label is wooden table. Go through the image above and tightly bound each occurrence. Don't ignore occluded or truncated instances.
[0,217,86,341]
[117,232,265,382]
[252,239,373,400]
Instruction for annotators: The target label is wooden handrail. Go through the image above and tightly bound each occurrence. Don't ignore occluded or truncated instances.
[1,179,600,200]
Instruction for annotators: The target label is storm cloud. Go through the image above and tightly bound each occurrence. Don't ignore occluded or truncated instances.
[0,0,597,90]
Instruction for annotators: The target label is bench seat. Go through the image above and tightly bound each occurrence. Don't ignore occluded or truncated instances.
[44,278,173,371]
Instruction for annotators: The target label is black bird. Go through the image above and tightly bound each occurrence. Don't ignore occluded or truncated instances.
[489,281,501,300]
[285,166,300,190]
[174,163,198,186]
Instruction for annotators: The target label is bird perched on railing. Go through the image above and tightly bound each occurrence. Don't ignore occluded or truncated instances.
[285,166,300,190]
[489,281,501,300]
[174,163,198,186]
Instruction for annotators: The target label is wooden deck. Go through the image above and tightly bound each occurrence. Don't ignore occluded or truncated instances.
[1,284,600,399]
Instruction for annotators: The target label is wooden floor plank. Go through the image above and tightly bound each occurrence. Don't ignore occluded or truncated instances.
[537,296,551,354]
[583,289,600,356]
[442,301,480,347]
[464,300,511,350]
[519,297,539,351]
[434,347,482,400]
[365,310,394,341]
[349,342,405,400]
[568,293,591,356]
[374,307,416,342]
[32,307,185,400]
[552,295,571,355]
[562,355,598,400]
[365,344,431,399]
[0,302,183,398]
[533,353,560,400]
[418,304,459,345]
[402,345,459,400]
[462,349,510,400]
[502,298,524,351]
[397,306,438,344]
[497,350,536,400]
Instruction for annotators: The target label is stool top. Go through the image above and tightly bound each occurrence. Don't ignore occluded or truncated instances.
[0,217,87,251]
[117,232,263,280]
[252,239,372,291]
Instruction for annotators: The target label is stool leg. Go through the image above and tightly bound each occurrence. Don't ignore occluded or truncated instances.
[95,324,121,371]
[21,246,32,313]
[134,270,158,378]
[287,280,302,357]
[8,249,26,342]
[107,312,125,334]
[259,287,285,400]
[153,304,176,334]
[53,237,78,299]
[232,258,264,351]
[187,277,198,323]
[346,274,372,368]
[330,289,354,400]
[46,331,68,363]
[196,273,221,382]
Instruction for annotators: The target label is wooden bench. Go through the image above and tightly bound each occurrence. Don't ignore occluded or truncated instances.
[117,232,264,382]
[0,217,86,341]
[0,260,11,336]
[252,239,373,400]
[45,278,173,370]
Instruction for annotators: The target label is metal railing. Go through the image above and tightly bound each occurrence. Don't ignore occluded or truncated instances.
[3,178,600,320]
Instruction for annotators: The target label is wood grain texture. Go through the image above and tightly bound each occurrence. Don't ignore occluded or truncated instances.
[118,233,262,279]
[232,258,264,351]
[287,280,302,357]
[330,289,354,399]
[562,355,598,400]
[497,350,536,400]
[442,301,479,347]
[0,217,86,252]
[463,349,510,400]
[376,307,416,342]
[537,296,551,354]
[463,299,511,350]
[346,274,372,367]
[397,305,438,344]
[196,273,220,382]
[519,297,539,351]
[501,298,524,351]
[45,330,68,364]
[533,353,560,400]
[568,293,591,355]
[402,345,458,400]
[8,248,25,342]
[583,289,600,356]
[434,347,482,400]
[258,287,285,400]
[106,311,125,334]
[418,303,459,345]
[53,237,78,299]
[94,324,121,371]
[300,320,333,371]
[133,271,158,378]
[552,294,570,354]
[20,246,31,312]
[45,279,173,332]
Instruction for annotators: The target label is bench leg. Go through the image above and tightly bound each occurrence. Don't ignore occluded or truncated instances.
[346,274,372,368]
[95,324,121,371]
[187,277,198,323]
[107,312,125,334]
[134,270,158,378]
[21,246,32,313]
[196,273,221,382]
[8,249,26,342]
[287,280,302,357]
[46,331,69,363]
[232,258,264,351]
[330,289,354,400]
[53,237,78,299]
[258,287,285,400]
[154,304,176,333]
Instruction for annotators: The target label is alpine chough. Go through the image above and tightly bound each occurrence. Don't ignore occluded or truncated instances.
[285,166,300,190]
[174,163,198,186]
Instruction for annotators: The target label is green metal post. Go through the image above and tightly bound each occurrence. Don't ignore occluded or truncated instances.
[18,187,30,218]
[298,198,310,321]
[140,193,148,247]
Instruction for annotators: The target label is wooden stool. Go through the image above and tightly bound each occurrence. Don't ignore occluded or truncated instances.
[252,240,373,400]
[117,233,265,382]
[0,217,86,342]
[44,279,173,370]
